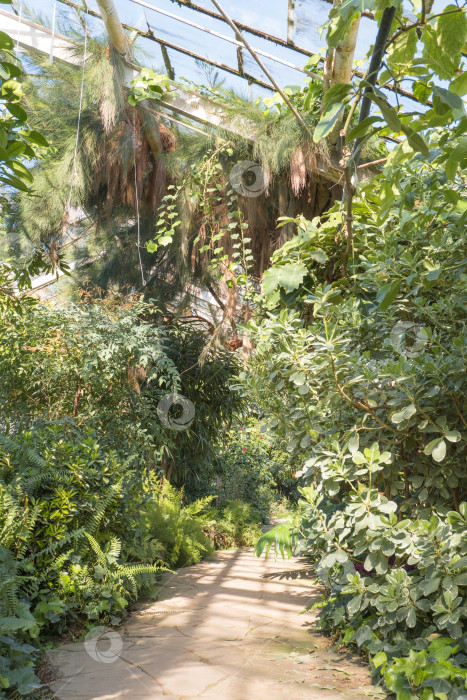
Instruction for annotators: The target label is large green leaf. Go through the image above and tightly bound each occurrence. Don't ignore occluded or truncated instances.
[0,31,14,50]
[413,80,432,105]
[347,116,382,142]
[255,523,294,560]
[422,9,467,81]
[7,103,27,122]
[313,102,344,142]
[387,29,417,72]
[368,94,402,133]
[377,280,401,311]
[446,137,467,165]
[432,86,463,115]
[1,79,22,102]
[436,5,467,71]
[322,83,352,113]
[402,127,430,156]
[25,130,49,148]
[449,72,467,98]
[262,262,307,296]
[391,404,416,424]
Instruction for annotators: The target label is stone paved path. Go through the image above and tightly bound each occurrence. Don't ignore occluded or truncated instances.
[47,549,385,699]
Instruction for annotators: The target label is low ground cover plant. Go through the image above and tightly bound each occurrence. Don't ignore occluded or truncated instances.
[0,423,266,696]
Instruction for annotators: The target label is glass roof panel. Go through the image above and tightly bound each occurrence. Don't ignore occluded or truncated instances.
[9,0,454,111]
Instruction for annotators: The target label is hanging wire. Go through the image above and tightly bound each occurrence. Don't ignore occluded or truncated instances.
[15,2,23,52]
[66,14,88,214]
[133,109,146,287]
[49,0,57,65]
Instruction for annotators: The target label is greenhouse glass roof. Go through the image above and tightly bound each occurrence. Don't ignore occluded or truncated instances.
[6,0,445,114]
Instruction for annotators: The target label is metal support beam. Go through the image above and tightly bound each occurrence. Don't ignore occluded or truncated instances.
[0,8,342,182]
[167,0,316,56]
[209,0,313,137]
[130,0,322,80]
[54,0,422,104]
[0,8,80,64]
[53,0,276,90]
[0,9,258,137]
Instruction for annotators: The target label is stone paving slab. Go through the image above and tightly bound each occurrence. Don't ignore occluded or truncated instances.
[47,549,385,699]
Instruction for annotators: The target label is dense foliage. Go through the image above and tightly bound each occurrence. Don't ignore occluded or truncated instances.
[0,291,248,696]
[0,424,162,696]
[0,423,259,696]
[250,122,467,697]
[2,0,467,696]
[0,293,242,477]
[244,0,467,694]
[214,421,297,519]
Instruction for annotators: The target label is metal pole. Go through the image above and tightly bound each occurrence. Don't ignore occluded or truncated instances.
[351,5,396,165]
[209,0,313,138]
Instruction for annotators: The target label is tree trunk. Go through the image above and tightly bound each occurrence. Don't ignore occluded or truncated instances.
[95,0,130,58]
[95,0,161,158]
[328,15,361,147]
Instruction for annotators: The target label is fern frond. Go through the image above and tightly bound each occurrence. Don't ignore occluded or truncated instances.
[83,532,107,567]
[23,527,86,564]
[86,480,123,536]
[108,537,121,559]
[255,523,295,560]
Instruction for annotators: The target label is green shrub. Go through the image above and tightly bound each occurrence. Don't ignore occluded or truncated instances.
[205,500,263,548]
[209,421,297,521]
[141,480,214,568]
[0,296,243,484]
[247,123,467,697]
[0,297,179,474]
[378,638,467,700]
[0,425,161,696]
[285,470,467,656]
[0,291,247,696]
[0,423,253,696]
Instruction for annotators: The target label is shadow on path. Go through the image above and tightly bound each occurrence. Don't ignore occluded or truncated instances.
[47,549,386,700]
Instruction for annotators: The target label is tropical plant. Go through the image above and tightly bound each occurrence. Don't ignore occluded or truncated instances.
[0,24,57,314]
[248,118,467,689]
[7,26,176,297]
[0,422,166,696]
[161,323,245,485]
[139,479,215,568]
[205,499,263,549]
[244,0,467,693]
[207,420,296,520]
[0,293,180,470]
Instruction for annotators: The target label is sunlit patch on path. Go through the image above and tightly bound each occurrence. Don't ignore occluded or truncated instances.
[47,549,385,699]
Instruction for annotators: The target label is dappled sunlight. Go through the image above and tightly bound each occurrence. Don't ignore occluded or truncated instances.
[48,549,375,699]
[1,0,465,698]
